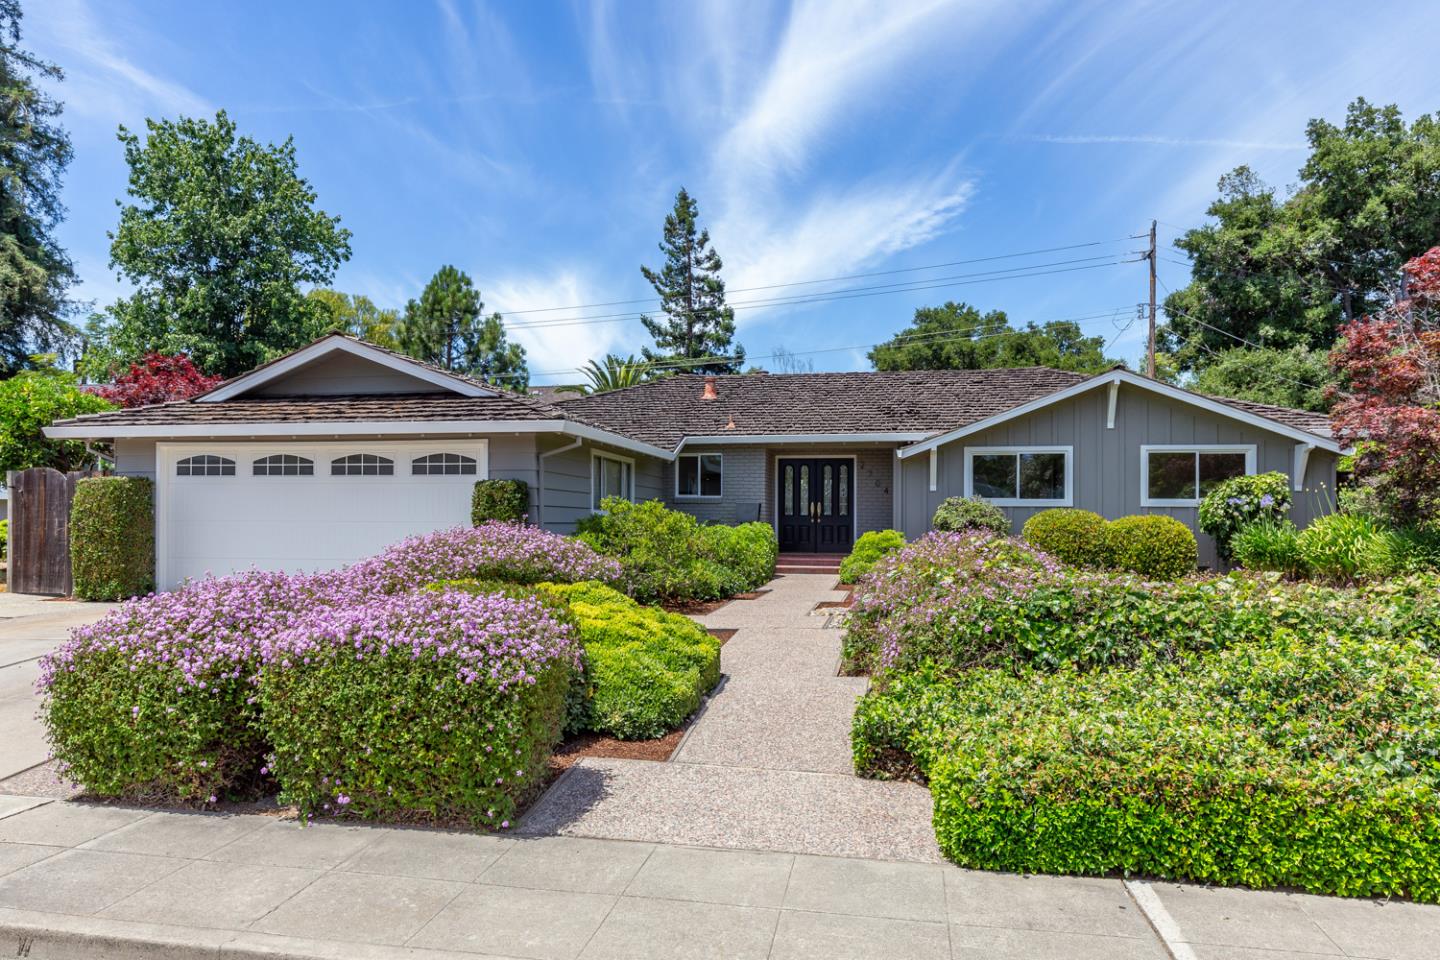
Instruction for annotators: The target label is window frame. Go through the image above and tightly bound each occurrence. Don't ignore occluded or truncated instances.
[962,445,1074,507]
[590,450,636,512]
[252,454,315,477]
[674,452,723,500]
[1140,444,1257,507]
[411,452,479,476]
[175,454,236,477]
[330,453,396,477]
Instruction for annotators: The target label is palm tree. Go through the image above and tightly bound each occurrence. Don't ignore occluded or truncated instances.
[561,354,655,395]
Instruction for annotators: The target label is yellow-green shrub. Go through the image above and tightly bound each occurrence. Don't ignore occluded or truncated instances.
[839,530,905,584]
[1021,509,1111,567]
[1105,514,1197,579]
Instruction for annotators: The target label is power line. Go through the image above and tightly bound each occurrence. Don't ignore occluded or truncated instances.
[497,235,1146,318]
[529,306,1137,380]
[505,257,1139,332]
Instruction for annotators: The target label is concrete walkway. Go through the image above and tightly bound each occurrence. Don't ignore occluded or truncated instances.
[522,574,942,862]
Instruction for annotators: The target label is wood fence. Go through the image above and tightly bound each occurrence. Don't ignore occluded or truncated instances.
[6,467,94,596]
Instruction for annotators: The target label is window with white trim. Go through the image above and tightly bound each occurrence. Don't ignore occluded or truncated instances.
[675,453,722,498]
[412,452,477,476]
[331,453,394,476]
[1141,445,1255,506]
[176,454,235,477]
[253,454,314,476]
[963,447,1072,506]
[592,452,633,510]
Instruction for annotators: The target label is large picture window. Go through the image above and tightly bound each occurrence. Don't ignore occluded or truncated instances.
[963,447,1072,506]
[675,453,722,498]
[592,452,634,510]
[1141,445,1255,506]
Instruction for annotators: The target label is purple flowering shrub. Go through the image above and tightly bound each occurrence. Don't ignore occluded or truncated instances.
[1198,471,1293,562]
[345,521,621,595]
[841,530,1439,677]
[258,587,576,827]
[38,570,345,804]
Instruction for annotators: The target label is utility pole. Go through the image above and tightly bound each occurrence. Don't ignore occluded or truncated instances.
[1146,219,1157,378]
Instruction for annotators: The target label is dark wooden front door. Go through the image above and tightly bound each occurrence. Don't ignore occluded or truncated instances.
[776,458,854,553]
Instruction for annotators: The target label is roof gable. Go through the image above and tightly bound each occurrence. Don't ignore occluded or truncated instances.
[197,335,495,403]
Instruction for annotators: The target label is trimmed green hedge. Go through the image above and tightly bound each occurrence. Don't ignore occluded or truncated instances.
[931,496,1009,535]
[854,630,1440,901]
[839,530,905,584]
[1021,509,1111,568]
[578,498,776,603]
[1105,514,1197,580]
[70,476,155,600]
[471,479,529,524]
[535,581,721,739]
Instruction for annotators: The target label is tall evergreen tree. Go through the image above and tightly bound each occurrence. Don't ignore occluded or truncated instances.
[0,0,77,373]
[639,188,742,373]
[398,265,528,390]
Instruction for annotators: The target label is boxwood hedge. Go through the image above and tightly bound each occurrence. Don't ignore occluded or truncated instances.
[70,476,155,601]
[839,529,905,584]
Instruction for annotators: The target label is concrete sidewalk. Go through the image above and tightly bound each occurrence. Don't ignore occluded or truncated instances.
[1,796,1436,960]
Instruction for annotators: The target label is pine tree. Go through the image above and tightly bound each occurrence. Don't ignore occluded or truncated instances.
[398,265,528,390]
[0,0,78,373]
[639,188,742,373]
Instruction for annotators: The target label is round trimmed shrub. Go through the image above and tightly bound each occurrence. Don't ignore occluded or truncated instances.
[471,479,529,524]
[259,587,578,828]
[1104,514,1197,580]
[1198,471,1292,562]
[70,476,155,600]
[839,529,906,584]
[1020,509,1111,568]
[931,496,1010,535]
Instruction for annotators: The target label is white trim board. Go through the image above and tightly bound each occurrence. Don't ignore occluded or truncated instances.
[198,335,494,402]
[895,370,1345,459]
[963,445,1074,507]
[676,432,930,451]
[1139,444,1256,507]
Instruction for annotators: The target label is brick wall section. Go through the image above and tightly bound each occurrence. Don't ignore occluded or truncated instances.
[665,444,897,535]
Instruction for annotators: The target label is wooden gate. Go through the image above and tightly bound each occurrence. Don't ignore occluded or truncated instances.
[7,468,92,596]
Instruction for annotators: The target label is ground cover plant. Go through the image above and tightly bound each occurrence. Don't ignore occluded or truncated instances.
[578,497,775,604]
[838,529,905,584]
[258,587,576,828]
[854,630,1440,901]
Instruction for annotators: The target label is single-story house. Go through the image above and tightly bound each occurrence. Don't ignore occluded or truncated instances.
[46,334,1345,588]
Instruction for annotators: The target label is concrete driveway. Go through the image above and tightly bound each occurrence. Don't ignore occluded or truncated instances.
[0,593,117,781]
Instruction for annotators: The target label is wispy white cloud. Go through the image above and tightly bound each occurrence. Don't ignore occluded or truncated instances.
[1013,133,1307,151]
[486,271,632,381]
[34,0,210,121]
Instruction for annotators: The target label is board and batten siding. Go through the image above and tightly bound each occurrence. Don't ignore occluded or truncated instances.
[537,435,665,534]
[897,383,1338,569]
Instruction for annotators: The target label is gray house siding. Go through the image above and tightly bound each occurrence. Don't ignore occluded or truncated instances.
[897,383,1338,568]
[536,436,665,535]
[662,443,897,541]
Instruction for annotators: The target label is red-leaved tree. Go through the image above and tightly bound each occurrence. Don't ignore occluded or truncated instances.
[90,354,224,409]
[1329,246,1440,523]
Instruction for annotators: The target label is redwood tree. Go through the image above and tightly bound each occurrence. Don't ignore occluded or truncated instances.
[1329,246,1440,523]
[91,353,223,408]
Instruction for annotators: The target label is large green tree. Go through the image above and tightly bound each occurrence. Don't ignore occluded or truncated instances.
[0,0,77,373]
[869,301,1120,373]
[0,363,113,472]
[1188,346,1335,412]
[639,188,742,373]
[306,289,401,351]
[1162,99,1440,369]
[98,110,351,377]
[398,265,528,390]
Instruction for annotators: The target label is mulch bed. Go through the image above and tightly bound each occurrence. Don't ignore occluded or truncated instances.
[706,627,738,643]
[660,588,771,616]
[549,728,685,775]
[814,586,857,610]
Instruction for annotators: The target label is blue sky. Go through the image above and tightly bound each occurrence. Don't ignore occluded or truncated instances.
[29,0,1440,383]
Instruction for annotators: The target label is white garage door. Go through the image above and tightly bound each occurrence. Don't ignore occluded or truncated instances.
[157,440,488,589]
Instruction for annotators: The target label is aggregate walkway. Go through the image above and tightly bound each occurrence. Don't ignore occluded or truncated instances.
[519,574,943,862]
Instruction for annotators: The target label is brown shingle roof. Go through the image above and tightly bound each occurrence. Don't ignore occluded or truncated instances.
[52,393,565,427]
[555,368,1091,449]
[1199,395,1334,440]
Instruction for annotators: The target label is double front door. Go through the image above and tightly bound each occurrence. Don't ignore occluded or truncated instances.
[777,458,854,553]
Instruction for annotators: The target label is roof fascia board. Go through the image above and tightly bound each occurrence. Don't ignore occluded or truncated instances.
[45,417,673,460]
[896,370,1342,459]
[197,337,494,402]
[676,432,931,452]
